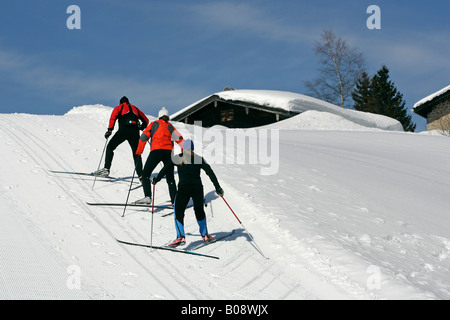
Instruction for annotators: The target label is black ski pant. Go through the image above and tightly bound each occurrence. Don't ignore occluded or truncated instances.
[174,183,207,237]
[105,127,143,176]
[142,149,176,203]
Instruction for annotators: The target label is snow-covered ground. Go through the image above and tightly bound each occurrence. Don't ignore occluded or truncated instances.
[0,104,449,300]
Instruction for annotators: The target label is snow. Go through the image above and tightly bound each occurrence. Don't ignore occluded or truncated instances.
[173,89,404,131]
[0,104,449,300]
[413,84,450,109]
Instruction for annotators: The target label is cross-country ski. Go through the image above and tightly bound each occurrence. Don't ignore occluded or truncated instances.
[116,239,219,260]
[49,170,134,183]
[189,230,236,251]
[86,202,174,209]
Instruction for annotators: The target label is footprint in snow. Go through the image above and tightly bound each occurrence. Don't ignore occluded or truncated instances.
[103,260,117,267]
[107,251,120,258]
[89,242,103,248]
[308,185,322,192]
[122,272,139,277]
[374,217,385,224]
[121,281,135,288]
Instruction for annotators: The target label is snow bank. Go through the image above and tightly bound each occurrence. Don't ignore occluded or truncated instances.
[65,104,113,115]
[65,104,112,124]
[262,110,386,131]
[175,89,404,132]
[217,90,404,131]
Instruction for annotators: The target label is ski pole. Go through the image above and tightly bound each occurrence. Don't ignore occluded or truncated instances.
[150,183,156,247]
[221,196,268,259]
[122,167,136,217]
[92,137,109,190]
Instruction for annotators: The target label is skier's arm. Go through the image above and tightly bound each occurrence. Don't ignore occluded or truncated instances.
[136,122,153,155]
[108,106,121,130]
[168,124,184,149]
[201,159,223,196]
[138,109,149,128]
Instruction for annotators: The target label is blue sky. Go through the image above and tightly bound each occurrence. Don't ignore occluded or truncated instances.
[0,1,449,131]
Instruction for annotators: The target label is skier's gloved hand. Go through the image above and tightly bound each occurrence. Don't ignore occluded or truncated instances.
[104,129,112,139]
[216,187,224,197]
[152,177,160,185]
[138,121,146,131]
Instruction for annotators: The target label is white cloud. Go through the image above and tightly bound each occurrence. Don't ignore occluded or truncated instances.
[190,2,316,44]
[0,46,210,114]
[360,31,450,75]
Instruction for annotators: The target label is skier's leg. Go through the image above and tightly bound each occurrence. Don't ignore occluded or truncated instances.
[161,150,177,204]
[141,151,162,198]
[127,130,144,177]
[192,185,207,236]
[173,189,190,238]
[105,131,126,170]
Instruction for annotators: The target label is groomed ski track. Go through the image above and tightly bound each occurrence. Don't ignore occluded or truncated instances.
[3,108,446,300]
[0,112,356,300]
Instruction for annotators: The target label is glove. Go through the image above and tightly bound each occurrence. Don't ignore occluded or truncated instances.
[216,187,224,197]
[152,177,160,185]
[138,121,147,131]
[104,129,112,139]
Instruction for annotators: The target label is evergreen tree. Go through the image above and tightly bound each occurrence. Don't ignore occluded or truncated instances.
[352,72,374,113]
[351,66,416,132]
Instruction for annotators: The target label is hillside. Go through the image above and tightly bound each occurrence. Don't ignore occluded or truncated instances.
[0,105,449,300]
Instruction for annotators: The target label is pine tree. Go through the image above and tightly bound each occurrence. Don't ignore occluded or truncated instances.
[351,66,416,132]
[352,72,374,113]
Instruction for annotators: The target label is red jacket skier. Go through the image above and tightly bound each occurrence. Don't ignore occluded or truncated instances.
[93,96,149,177]
[133,107,183,204]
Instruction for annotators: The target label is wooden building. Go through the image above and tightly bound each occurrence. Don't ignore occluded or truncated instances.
[171,89,299,128]
[413,85,450,131]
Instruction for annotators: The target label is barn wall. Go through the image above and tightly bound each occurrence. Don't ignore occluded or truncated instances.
[183,101,289,128]
[427,100,450,131]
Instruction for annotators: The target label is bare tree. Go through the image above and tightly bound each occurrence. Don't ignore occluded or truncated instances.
[304,29,365,108]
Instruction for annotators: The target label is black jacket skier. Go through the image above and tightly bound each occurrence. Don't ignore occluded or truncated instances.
[152,139,223,247]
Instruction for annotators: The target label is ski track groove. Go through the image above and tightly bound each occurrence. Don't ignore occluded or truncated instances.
[1,117,204,299]
[10,117,301,300]
[1,115,370,300]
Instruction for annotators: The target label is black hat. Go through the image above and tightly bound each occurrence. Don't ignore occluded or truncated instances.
[120,96,129,104]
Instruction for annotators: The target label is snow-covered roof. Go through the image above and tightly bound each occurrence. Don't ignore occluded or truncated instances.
[172,89,403,131]
[413,85,450,109]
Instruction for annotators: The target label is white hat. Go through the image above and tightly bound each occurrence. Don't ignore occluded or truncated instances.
[158,107,169,118]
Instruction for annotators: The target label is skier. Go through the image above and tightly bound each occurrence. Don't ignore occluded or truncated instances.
[93,96,149,178]
[152,139,224,247]
[133,107,184,204]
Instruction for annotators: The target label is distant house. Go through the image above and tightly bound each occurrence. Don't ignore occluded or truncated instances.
[171,88,298,128]
[171,88,404,131]
[413,85,450,131]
